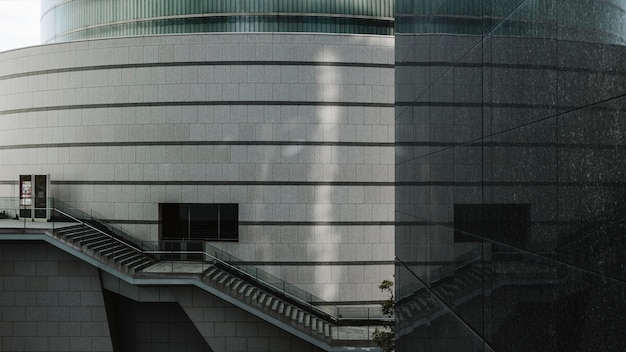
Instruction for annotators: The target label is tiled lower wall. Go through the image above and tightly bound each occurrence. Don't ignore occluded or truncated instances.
[0,242,113,352]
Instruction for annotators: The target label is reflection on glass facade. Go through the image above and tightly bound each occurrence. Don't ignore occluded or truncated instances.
[41,0,394,43]
[395,0,626,351]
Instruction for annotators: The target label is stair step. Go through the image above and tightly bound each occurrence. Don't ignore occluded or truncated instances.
[231,280,242,291]
[128,258,154,271]
[226,277,238,287]
[277,302,285,314]
[57,224,86,231]
[205,267,219,277]
[56,224,83,231]
[98,244,127,256]
[110,250,138,262]
[90,240,119,252]
[64,228,99,237]
[237,283,249,295]
[56,227,86,236]
[218,274,232,285]
[119,254,145,266]
[244,287,256,297]
[291,308,300,321]
[310,317,318,330]
[82,237,112,248]
[324,323,331,337]
[114,254,140,265]
[314,319,324,334]
[68,232,101,242]
[210,272,224,281]
[296,310,304,324]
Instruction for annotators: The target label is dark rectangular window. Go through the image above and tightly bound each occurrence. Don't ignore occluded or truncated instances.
[454,204,530,246]
[159,203,238,241]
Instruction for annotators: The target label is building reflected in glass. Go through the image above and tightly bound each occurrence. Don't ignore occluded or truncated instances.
[395,1,626,350]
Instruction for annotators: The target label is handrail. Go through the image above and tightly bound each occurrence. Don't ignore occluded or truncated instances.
[146,244,386,323]
[144,243,339,319]
[52,198,150,251]
[53,208,146,253]
[0,200,147,257]
[211,251,337,320]
[203,241,333,306]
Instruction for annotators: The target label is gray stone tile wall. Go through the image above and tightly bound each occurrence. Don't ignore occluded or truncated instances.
[0,33,395,304]
[0,242,113,352]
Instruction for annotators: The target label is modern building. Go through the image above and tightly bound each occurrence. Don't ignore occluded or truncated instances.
[395,0,626,351]
[4,1,624,351]
[0,1,394,351]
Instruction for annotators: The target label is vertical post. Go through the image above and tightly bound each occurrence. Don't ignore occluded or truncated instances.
[367,307,370,342]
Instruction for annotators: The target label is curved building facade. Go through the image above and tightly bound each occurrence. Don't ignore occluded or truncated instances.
[0,3,395,351]
[41,0,394,43]
[395,0,626,351]
[0,32,395,302]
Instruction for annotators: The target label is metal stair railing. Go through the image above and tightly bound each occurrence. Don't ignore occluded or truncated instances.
[51,207,146,255]
[52,198,151,251]
[143,241,390,345]
[0,197,141,254]
[143,240,340,319]
[0,201,151,272]
[207,242,339,317]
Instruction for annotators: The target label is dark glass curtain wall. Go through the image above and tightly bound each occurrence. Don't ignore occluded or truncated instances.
[395,0,626,351]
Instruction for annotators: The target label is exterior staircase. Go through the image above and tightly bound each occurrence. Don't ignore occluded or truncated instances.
[200,264,341,343]
[53,223,155,274]
[45,220,382,349]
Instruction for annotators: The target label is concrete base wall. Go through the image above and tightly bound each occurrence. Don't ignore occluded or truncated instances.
[0,242,113,352]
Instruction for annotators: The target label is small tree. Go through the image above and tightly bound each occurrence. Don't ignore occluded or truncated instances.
[372,280,395,352]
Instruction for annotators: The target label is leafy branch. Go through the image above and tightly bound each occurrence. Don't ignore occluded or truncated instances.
[372,279,394,352]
